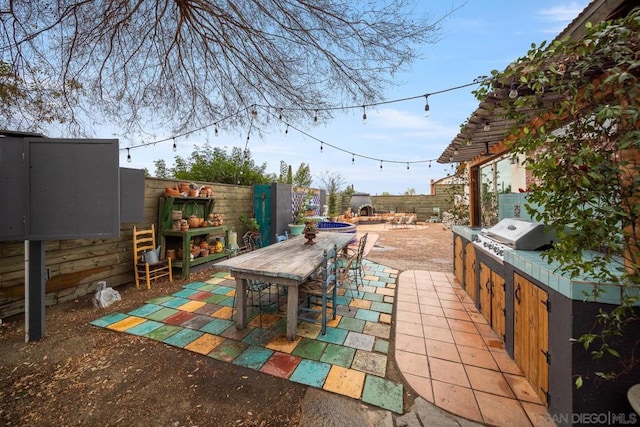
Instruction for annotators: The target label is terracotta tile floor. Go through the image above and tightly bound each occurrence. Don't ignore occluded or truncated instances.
[395,270,556,426]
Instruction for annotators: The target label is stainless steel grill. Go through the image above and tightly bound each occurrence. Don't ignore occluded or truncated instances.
[472,218,556,263]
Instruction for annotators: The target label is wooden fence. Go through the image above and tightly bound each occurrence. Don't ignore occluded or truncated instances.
[0,178,254,319]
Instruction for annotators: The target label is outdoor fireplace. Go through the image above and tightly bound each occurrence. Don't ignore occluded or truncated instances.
[349,192,373,216]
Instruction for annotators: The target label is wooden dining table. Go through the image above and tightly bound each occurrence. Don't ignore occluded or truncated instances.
[216,232,354,340]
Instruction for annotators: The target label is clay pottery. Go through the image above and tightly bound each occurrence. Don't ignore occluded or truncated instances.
[199,241,209,249]
[200,248,210,257]
[166,249,176,261]
[189,189,199,197]
[180,225,189,232]
[187,215,200,228]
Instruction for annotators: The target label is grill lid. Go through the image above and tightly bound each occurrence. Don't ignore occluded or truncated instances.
[481,218,556,250]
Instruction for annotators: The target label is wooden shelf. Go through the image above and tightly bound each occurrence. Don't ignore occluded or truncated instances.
[158,197,230,279]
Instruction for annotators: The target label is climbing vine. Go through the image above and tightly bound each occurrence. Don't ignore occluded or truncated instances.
[474,8,640,386]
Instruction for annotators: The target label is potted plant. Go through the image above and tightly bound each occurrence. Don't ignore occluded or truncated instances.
[288,206,306,236]
[239,214,261,241]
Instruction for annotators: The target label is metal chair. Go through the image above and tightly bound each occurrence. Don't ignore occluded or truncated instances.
[298,244,338,335]
[338,232,368,297]
[132,224,172,289]
[275,231,289,242]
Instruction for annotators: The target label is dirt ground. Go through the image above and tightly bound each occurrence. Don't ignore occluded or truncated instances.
[0,223,453,426]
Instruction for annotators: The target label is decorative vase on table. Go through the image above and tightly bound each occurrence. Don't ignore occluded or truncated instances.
[303,222,317,245]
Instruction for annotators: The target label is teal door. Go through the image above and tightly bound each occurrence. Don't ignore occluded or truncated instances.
[253,185,272,246]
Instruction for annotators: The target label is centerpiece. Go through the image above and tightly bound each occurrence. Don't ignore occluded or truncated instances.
[303,220,317,245]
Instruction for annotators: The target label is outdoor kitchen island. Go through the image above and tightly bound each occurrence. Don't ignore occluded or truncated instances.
[453,224,638,425]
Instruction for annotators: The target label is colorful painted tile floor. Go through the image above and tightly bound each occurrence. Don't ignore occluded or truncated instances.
[90,259,404,414]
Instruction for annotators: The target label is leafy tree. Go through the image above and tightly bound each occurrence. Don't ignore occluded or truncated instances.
[317,170,347,216]
[153,160,171,179]
[0,1,447,135]
[292,163,313,187]
[154,144,275,185]
[474,8,640,384]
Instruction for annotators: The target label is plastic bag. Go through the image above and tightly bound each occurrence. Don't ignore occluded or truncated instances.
[93,281,121,308]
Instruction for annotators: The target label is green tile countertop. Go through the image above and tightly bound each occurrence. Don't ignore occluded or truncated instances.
[504,249,631,305]
[452,225,481,242]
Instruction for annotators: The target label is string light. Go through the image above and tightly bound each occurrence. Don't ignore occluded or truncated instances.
[379,160,383,171]
[284,123,289,136]
[406,163,410,171]
[314,110,318,123]
[126,148,131,163]
[453,146,459,155]
[320,142,323,153]
[483,120,490,131]
[352,154,355,164]
[424,95,430,117]
[429,161,432,168]
[172,138,177,152]
[119,78,488,162]
[509,83,519,99]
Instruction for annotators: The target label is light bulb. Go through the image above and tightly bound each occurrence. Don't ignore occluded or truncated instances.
[509,83,519,99]
[424,95,430,117]
[454,147,459,155]
[314,110,318,123]
[362,106,367,125]
[172,138,177,152]
[406,163,410,171]
[352,154,355,164]
[214,124,219,137]
[483,121,490,131]
[320,142,323,153]
[284,124,289,136]
[379,160,383,171]
[126,148,131,163]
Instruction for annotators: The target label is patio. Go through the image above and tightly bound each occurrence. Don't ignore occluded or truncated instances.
[90,225,554,425]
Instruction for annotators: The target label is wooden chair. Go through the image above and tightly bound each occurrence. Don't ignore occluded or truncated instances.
[133,225,172,289]
[298,244,338,335]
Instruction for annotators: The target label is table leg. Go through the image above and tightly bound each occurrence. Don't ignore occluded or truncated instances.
[235,278,247,329]
[286,284,299,340]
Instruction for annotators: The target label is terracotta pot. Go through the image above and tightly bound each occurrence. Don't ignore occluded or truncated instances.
[166,249,176,261]
[180,225,189,232]
[200,248,210,257]
[199,241,209,249]
[187,215,200,228]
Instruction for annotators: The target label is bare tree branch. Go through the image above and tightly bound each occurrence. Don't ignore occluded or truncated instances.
[0,0,449,137]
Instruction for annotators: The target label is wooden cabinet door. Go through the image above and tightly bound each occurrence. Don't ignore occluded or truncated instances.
[464,243,476,302]
[454,236,464,285]
[479,262,506,341]
[479,262,492,322]
[514,273,550,405]
[491,272,505,340]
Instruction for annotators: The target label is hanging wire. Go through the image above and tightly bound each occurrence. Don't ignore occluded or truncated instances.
[117,77,487,161]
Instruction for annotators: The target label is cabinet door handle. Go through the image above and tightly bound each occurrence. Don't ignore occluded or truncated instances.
[515,284,521,304]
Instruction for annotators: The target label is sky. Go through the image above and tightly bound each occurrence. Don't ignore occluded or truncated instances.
[106,0,591,195]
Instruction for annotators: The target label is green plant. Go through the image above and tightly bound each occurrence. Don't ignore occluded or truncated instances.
[239,214,260,231]
[473,7,640,384]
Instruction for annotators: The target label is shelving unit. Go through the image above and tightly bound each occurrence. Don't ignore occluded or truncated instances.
[158,197,230,279]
